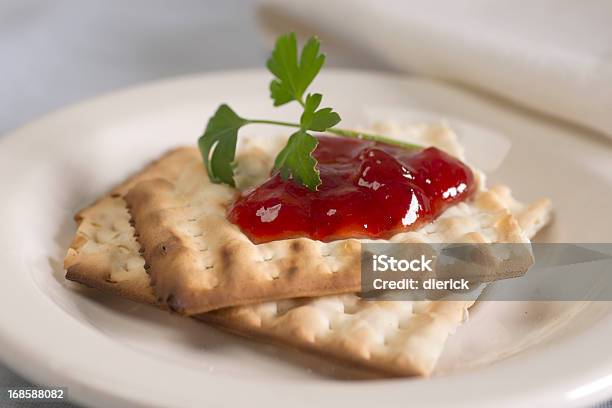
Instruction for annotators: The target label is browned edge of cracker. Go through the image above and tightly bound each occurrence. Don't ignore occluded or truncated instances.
[125,177,362,314]
[64,147,200,305]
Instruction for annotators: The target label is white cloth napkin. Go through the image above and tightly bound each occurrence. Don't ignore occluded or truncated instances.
[259,0,612,139]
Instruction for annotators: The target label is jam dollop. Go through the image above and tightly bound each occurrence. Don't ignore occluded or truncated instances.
[229,136,475,243]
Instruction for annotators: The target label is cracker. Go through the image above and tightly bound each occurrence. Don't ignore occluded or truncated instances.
[64,141,283,305]
[64,123,552,376]
[202,296,474,376]
[123,125,535,315]
[64,147,200,305]
[201,187,551,376]
[125,170,362,314]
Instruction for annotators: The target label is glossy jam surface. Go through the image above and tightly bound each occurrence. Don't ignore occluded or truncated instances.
[229,136,475,243]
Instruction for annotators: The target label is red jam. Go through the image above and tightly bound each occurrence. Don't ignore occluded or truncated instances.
[229,136,475,243]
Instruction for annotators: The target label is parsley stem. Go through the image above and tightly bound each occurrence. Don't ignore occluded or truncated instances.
[248,119,298,128]
[247,119,422,149]
[326,127,422,150]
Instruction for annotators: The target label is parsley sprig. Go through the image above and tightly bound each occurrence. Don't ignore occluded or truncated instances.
[198,32,421,190]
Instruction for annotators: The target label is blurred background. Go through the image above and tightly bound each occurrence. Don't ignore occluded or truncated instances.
[3,0,612,140]
[1,0,396,136]
[2,0,267,136]
[1,1,611,407]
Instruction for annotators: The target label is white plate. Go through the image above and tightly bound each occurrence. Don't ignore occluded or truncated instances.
[0,69,611,408]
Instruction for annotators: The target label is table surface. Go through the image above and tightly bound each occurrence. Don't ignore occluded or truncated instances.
[0,1,609,407]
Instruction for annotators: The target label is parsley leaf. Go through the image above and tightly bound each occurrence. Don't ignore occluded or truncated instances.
[273,130,321,190]
[197,104,248,187]
[266,35,336,190]
[274,94,340,190]
[198,33,422,192]
[267,33,325,106]
[271,94,339,190]
[300,93,341,131]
